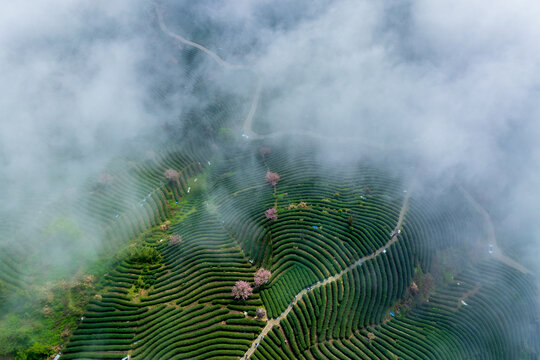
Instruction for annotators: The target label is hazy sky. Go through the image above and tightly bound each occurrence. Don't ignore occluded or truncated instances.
[222,0,540,272]
[1,0,539,273]
[167,0,540,271]
[0,1,154,212]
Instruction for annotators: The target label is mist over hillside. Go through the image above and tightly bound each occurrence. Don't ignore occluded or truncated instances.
[0,0,539,358]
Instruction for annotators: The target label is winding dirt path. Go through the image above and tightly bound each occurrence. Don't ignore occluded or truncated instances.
[154,3,400,152]
[241,181,415,359]
[457,284,481,310]
[154,4,262,140]
[154,7,537,356]
[242,76,262,138]
[155,4,243,70]
[458,186,532,275]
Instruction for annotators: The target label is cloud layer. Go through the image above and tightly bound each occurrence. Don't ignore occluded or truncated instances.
[1,0,539,274]
[0,1,156,213]
[171,0,540,272]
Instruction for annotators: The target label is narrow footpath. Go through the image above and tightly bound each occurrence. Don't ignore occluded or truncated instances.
[154,4,262,140]
[242,181,415,359]
[155,4,243,70]
[458,186,531,275]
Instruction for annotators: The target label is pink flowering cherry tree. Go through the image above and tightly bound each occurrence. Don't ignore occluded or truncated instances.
[265,207,278,221]
[256,308,266,319]
[254,268,271,287]
[164,169,179,184]
[232,280,253,300]
[98,173,114,186]
[169,234,182,245]
[259,147,271,157]
[265,171,280,186]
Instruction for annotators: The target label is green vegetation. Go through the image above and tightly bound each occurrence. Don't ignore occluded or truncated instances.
[43,217,82,244]
[1,142,538,359]
[249,154,539,359]
[254,259,538,360]
[0,274,97,359]
[129,246,162,265]
[0,146,208,358]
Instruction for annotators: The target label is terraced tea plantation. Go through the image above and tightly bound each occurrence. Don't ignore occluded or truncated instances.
[2,1,540,359]
[49,142,538,359]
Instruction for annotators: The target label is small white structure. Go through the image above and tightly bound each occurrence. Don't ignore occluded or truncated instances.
[187,187,191,193]
[383,249,387,254]
[461,300,468,306]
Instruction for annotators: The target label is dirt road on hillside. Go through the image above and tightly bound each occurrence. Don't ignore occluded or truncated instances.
[241,181,415,359]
